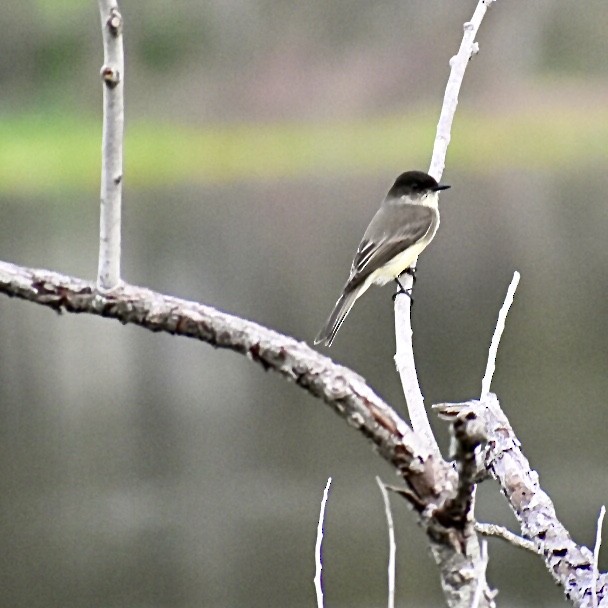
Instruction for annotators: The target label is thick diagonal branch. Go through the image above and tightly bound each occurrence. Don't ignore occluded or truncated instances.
[0,260,450,500]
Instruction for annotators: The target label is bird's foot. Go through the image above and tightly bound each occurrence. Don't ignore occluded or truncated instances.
[392,277,414,303]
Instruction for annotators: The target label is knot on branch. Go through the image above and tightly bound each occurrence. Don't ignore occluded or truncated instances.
[106,8,123,37]
[100,65,121,88]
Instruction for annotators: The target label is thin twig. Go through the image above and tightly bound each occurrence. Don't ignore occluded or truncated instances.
[97,0,124,291]
[314,477,332,608]
[429,0,496,180]
[481,271,520,398]
[475,522,538,554]
[470,269,519,563]
[394,0,495,458]
[376,477,396,608]
[471,541,489,608]
[592,505,606,608]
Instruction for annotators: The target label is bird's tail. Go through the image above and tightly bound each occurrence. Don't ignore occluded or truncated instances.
[314,285,361,347]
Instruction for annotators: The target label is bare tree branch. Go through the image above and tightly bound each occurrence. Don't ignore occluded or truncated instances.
[394,295,438,453]
[429,0,496,180]
[437,395,608,607]
[314,478,332,608]
[376,477,396,608]
[475,522,538,554]
[0,259,452,496]
[394,0,496,456]
[97,0,124,291]
[481,271,520,397]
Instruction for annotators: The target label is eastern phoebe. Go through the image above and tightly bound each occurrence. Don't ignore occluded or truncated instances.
[315,170,450,347]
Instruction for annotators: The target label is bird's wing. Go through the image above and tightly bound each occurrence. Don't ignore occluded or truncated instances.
[348,204,436,287]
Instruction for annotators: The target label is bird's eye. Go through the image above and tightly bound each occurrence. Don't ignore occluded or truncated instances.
[411,182,419,190]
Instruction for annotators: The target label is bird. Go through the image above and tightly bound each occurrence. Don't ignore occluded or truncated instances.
[314,170,450,347]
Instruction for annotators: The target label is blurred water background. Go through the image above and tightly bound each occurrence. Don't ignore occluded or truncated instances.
[0,1,607,606]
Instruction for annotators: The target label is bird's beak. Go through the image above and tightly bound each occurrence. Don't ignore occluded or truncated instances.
[433,183,451,191]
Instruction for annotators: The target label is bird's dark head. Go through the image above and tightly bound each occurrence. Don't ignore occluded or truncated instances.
[389,170,450,198]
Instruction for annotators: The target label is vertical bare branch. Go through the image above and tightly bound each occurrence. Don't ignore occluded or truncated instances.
[394,0,496,457]
[481,271,520,397]
[429,0,496,180]
[314,477,332,608]
[394,296,438,454]
[97,0,124,291]
[376,477,396,608]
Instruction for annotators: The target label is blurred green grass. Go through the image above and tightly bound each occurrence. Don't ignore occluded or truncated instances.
[0,106,606,195]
